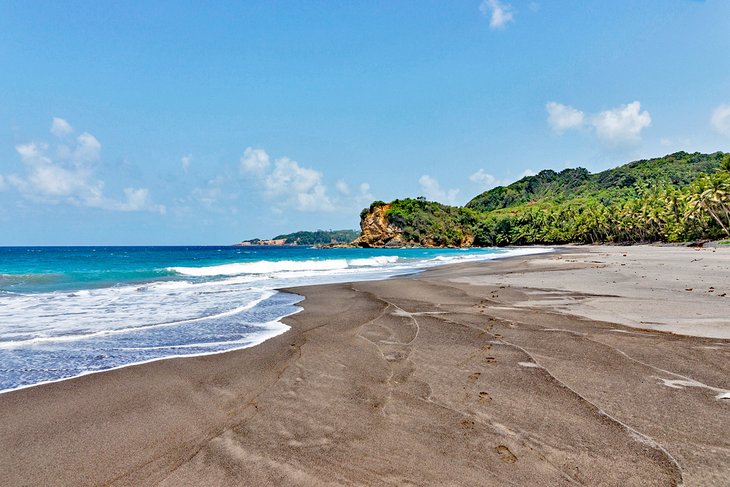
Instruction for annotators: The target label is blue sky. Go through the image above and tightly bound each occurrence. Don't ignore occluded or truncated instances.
[1,0,729,245]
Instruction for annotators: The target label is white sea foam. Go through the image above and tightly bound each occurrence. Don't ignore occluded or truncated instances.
[168,259,350,276]
[0,316,296,395]
[348,255,399,267]
[0,290,275,348]
[168,255,404,277]
[0,246,554,392]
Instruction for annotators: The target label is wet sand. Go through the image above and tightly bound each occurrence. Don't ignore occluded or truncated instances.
[1,245,728,486]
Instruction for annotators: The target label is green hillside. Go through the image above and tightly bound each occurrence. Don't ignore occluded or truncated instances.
[466,152,723,213]
[273,229,360,245]
[360,151,730,247]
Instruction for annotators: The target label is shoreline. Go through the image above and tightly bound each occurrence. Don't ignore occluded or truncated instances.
[1,245,728,485]
[0,246,553,395]
[0,307,301,396]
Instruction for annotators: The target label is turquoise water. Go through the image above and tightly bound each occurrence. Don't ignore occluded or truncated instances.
[0,246,549,391]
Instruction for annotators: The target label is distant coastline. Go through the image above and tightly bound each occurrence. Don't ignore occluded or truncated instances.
[235,238,289,247]
[236,229,359,247]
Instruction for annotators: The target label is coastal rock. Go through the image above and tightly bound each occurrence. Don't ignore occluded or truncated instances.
[354,201,476,248]
[354,203,405,248]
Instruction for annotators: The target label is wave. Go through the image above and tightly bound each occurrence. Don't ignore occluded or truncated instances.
[0,314,296,395]
[168,256,401,277]
[0,246,555,392]
[0,290,278,348]
[348,255,399,267]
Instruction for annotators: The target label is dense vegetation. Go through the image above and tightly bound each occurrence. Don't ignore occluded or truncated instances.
[368,152,730,247]
[385,198,477,247]
[467,151,722,213]
[273,229,360,245]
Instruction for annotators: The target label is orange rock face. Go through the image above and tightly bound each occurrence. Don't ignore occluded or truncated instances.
[354,204,405,247]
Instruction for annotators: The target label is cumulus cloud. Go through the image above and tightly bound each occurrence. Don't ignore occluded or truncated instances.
[181,154,192,173]
[469,169,506,190]
[11,141,100,199]
[50,117,74,137]
[240,147,270,175]
[711,104,730,136]
[241,147,334,212]
[265,157,333,211]
[547,100,651,145]
[239,147,376,213]
[73,132,102,163]
[480,0,514,29]
[418,175,460,205]
[591,101,651,143]
[5,118,164,214]
[546,102,585,133]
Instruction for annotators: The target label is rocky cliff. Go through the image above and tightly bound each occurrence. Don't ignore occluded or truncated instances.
[354,201,475,248]
[353,204,406,247]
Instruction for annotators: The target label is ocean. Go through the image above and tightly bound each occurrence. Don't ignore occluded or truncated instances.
[0,245,550,392]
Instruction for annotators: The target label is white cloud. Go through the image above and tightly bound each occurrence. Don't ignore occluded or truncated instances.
[591,101,651,143]
[86,186,164,214]
[480,0,514,29]
[73,132,101,163]
[546,102,585,133]
[241,147,333,212]
[265,157,333,211]
[418,175,460,205]
[12,141,97,198]
[520,169,536,178]
[5,119,163,214]
[335,180,350,195]
[239,147,375,212]
[711,104,730,136]
[50,117,73,137]
[240,147,270,175]
[469,169,506,190]
[337,181,373,206]
[0,174,6,191]
[117,188,165,214]
[181,154,192,173]
[548,100,651,145]
[193,176,225,208]
[359,182,373,201]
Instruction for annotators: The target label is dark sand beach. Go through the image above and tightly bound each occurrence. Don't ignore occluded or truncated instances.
[1,245,729,486]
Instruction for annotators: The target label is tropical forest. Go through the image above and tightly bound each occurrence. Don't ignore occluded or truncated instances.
[362,152,730,247]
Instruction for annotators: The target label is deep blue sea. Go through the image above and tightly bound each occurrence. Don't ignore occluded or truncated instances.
[0,245,551,392]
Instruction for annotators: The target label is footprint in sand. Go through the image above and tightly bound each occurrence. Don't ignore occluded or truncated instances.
[495,445,517,463]
[468,372,481,382]
[460,419,475,430]
[479,391,491,402]
[484,356,496,364]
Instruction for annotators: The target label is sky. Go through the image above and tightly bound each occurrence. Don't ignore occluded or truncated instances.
[1,1,729,245]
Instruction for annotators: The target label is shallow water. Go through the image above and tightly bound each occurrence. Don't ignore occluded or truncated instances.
[0,245,551,391]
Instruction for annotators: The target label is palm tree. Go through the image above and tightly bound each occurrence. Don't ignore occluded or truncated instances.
[685,175,730,237]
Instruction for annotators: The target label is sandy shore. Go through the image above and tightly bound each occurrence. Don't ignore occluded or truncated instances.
[1,245,728,486]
